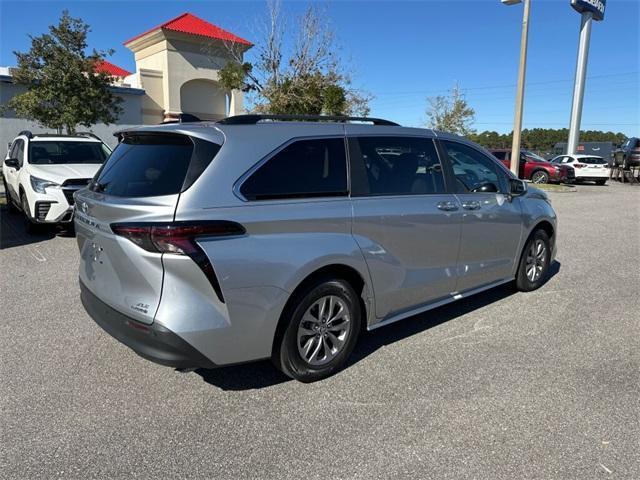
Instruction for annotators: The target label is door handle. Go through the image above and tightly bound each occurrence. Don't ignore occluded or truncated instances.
[436,201,459,212]
[462,201,481,210]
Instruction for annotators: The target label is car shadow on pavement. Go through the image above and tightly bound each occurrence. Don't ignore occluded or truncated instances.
[195,261,561,391]
[0,205,75,249]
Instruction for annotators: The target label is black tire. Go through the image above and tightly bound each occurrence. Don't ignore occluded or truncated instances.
[515,229,551,292]
[21,193,38,234]
[595,179,607,186]
[530,170,549,184]
[3,179,18,213]
[273,277,362,382]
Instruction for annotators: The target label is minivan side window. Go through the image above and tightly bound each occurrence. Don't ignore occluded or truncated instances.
[240,137,347,201]
[441,141,503,194]
[349,136,446,196]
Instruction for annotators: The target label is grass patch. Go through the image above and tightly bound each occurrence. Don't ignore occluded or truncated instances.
[531,183,576,193]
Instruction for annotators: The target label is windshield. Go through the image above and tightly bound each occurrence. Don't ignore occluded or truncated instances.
[579,157,607,165]
[28,141,110,165]
[522,150,547,162]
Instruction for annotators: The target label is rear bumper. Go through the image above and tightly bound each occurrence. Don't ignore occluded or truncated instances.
[80,280,216,369]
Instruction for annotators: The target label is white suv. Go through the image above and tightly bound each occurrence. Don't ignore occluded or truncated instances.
[550,154,609,185]
[2,131,110,232]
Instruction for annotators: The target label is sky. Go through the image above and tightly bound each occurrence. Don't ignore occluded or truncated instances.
[0,0,638,136]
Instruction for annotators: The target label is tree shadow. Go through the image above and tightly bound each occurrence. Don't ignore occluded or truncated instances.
[195,261,561,391]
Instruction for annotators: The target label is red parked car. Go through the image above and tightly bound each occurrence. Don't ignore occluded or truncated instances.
[490,149,574,184]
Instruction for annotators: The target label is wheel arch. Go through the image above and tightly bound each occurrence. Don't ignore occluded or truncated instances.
[270,263,370,358]
[533,219,555,242]
[529,168,550,181]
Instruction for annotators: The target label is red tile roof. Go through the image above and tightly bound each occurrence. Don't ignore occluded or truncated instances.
[94,60,131,77]
[124,12,252,46]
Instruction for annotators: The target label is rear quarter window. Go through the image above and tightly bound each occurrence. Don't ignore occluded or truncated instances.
[91,134,220,197]
[240,137,347,201]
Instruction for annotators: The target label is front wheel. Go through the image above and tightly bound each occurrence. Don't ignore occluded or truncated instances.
[3,179,18,213]
[21,193,38,234]
[595,179,607,186]
[273,278,362,382]
[530,170,550,184]
[516,229,551,292]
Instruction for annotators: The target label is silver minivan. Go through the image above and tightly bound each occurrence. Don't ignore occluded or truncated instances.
[75,115,557,382]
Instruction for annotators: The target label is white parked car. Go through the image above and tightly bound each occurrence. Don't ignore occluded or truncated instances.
[2,131,111,232]
[550,154,609,185]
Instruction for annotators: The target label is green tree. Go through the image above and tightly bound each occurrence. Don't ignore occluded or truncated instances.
[469,128,628,151]
[7,11,122,134]
[426,83,475,136]
[215,1,370,116]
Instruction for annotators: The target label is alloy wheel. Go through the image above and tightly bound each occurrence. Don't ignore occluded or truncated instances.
[532,171,548,184]
[525,239,547,282]
[296,295,351,366]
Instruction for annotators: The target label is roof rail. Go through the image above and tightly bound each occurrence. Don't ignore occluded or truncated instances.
[217,114,400,126]
[17,130,33,138]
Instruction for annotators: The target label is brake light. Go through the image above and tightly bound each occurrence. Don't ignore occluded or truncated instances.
[111,221,246,254]
[111,221,245,303]
[574,163,586,169]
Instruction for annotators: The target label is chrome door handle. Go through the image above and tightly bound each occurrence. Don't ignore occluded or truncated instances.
[462,201,481,210]
[436,201,459,212]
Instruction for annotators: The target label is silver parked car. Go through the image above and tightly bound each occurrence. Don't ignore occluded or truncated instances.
[75,115,557,382]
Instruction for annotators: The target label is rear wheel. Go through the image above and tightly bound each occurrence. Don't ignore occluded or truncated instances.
[531,170,549,184]
[595,179,607,186]
[273,278,361,382]
[516,229,551,292]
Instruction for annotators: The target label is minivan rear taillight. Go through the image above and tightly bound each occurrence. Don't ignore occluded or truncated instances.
[111,221,246,254]
[111,221,245,303]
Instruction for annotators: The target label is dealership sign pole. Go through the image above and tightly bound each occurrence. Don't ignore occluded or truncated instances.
[567,0,606,154]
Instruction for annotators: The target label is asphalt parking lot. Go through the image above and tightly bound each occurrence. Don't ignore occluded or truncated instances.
[1,182,638,479]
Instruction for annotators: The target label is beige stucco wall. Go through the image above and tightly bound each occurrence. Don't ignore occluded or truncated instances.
[125,30,247,123]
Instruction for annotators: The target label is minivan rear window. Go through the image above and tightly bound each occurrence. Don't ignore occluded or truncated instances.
[91,134,220,197]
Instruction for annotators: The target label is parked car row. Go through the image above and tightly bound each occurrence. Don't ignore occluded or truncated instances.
[489,148,614,186]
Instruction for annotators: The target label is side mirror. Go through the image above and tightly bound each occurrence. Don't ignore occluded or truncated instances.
[472,182,499,193]
[509,178,527,196]
[4,158,19,169]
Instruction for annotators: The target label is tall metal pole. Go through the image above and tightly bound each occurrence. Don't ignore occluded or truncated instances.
[510,0,531,176]
[567,12,593,154]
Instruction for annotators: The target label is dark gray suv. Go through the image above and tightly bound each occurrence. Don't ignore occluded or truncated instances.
[75,115,557,382]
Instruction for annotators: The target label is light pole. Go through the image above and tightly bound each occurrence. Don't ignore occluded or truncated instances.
[567,0,607,154]
[502,0,531,177]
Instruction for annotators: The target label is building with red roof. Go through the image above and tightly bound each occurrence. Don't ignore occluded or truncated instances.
[123,12,252,124]
[0,12,251,149]
[93,59,131,78]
